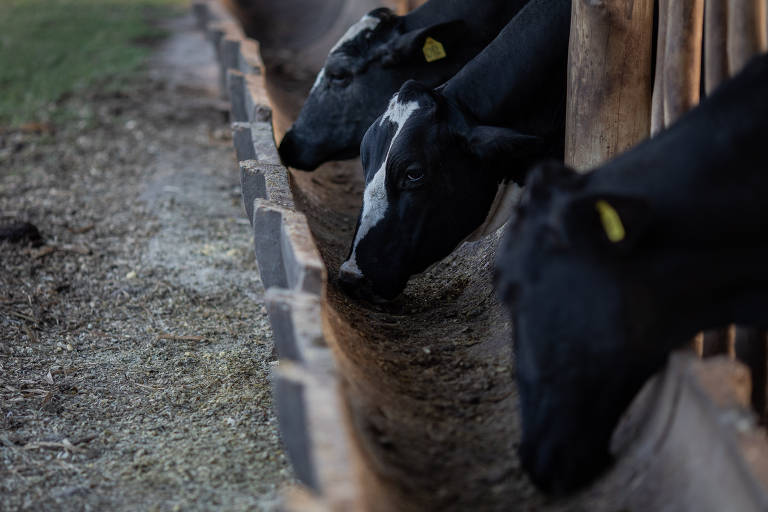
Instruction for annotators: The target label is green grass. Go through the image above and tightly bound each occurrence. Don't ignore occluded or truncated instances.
[0,0,186,127]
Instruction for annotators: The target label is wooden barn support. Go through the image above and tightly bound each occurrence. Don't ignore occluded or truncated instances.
[565,0,655,170]
[704,0,729,94]
[650,0,706,134]
[661,0,705,125]
[395,0,428,14]
[727,0,768,74]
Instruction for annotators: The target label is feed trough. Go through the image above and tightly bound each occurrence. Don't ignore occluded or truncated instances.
[193,1,768,510]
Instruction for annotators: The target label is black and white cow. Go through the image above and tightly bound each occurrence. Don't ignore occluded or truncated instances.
[277,0,532,171]
[338,0,571,300]
[494,53,768,494]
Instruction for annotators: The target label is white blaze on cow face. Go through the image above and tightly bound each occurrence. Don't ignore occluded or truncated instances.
[310,14,380,94]
[331,14,380,53]
[340,94,419,276]
[309,68,325,93]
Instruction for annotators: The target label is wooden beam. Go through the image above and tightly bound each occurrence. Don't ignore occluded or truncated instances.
[662,0,705,126]
[727,0,768,75]
[704,0,729,95]
[651,0,669,135]
[565,0,655,171]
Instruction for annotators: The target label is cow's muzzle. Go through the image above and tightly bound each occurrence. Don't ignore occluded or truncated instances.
[278,130,322,171]
[338,262,396,303]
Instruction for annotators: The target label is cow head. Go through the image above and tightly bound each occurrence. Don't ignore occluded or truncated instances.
[493,161,674,493]
[495,160,768,493]
[338,80,542,301]
[278,9,469,171]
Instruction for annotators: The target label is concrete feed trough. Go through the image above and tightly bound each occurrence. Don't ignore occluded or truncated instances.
[194,1,768,510]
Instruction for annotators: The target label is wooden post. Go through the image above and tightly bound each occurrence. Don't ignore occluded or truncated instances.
[662,0,705,125]
[699,327,730,356]
[727,0,768,75]
[734,329,768,421]
[565,0,655,171]
[704,0,729,95]
[651,0,669,135]
[394,0,409,14]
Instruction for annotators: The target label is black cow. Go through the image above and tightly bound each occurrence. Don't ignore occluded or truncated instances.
[278,0,532,170]
[338,0,571,301]
[494,53,768,494]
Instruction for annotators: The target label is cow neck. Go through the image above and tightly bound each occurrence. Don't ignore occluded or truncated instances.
[573,54,768,263]
[404,0,530,35]
[441,0,570,127]
[592,53,768,227]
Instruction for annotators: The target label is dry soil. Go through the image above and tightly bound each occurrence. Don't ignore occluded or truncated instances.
[0,13,293,512]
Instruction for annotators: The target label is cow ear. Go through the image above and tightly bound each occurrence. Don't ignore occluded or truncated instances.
[383,20,466,66]
[564,194,651,252]
[367,7,398,23]
[467,126,544,173]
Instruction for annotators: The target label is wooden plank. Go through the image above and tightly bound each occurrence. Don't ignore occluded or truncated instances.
[734,329,768,421]
[651,0,669,134]
[662,0,705,125]
[565,0,655,170]
[728,0,768,75]
[704,0,730,95]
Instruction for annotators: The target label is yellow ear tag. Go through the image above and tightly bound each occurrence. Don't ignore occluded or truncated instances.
[422,37,447,62]
[595,200,626,243]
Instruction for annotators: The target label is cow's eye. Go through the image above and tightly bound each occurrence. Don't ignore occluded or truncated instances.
[406,170,424,182]
[402,168,425,189]
[327,68,352,86]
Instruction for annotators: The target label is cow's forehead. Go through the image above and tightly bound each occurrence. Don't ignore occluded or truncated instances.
[368,93,421,175]
[330,14,381,54]
[380,93,421,128]
[359,94,419,180]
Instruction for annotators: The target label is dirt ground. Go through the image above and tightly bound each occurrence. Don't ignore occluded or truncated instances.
[0,13,293,512]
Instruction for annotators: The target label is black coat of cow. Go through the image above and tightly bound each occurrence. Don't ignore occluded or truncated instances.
[339,0,571,301]
[278,0,532,170]
[495,53,768,494]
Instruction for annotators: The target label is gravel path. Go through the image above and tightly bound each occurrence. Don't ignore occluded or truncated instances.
[0,13,292,511]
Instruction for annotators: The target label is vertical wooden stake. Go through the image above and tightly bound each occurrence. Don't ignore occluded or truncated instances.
[704,0,730,95]
[700,327,731,356]
[663,0,705,126]
[565,0,655,171]
[395,0,409,15]
[727,0,768,75]
[733,328,768,422]
[651,0,669,135]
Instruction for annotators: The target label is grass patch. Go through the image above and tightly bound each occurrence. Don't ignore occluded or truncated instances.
[0,0,186,127]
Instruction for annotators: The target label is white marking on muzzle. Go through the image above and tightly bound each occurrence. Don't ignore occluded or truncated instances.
[340,94,419,276]
[310,15,380,95]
